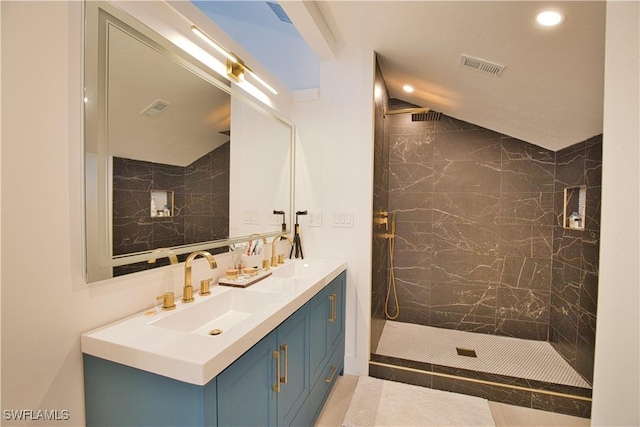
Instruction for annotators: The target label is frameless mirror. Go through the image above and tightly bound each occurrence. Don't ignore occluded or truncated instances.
[84,2,294,282]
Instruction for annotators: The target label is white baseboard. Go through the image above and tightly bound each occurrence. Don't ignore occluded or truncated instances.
[343,355,369,376]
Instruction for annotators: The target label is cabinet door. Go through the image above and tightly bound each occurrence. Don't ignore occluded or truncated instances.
[328,272,346,352]
[217,331,278,427]
[309,285,331,387]
[276,307,310,426]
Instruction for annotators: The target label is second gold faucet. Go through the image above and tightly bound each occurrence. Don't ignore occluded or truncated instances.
[183,251,217,303]
[270,234,293,267]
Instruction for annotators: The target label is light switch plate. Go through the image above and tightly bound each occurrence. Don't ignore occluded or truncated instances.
[333,211,354,228]
[243,210,260,225]
[308,211,322,227]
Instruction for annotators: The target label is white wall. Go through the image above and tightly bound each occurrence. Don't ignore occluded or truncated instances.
[291,46,375,375]
[591,2,640,425]
[0,2,286,426]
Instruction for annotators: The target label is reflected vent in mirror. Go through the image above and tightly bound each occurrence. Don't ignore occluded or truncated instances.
[141,99,172,118]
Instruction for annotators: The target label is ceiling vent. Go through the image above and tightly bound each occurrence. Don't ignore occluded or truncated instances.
[140,99,172,118]
[459,54,506,77]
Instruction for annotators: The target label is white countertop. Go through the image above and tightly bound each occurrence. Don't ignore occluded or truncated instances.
[81,258,347,386]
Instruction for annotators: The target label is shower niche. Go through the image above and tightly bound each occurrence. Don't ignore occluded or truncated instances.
[563,186,586,230]
[150,190,174,218]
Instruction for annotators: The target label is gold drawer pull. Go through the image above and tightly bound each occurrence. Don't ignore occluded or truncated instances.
[280,344,288,384]
[272,351,281,392]
[329,294,336,323]
[325,365,338,383]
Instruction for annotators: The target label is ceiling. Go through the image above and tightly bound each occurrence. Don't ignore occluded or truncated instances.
[108,24,231,167]
[285,1,607,152]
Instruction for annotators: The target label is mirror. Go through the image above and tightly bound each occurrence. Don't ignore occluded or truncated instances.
[84,2,294,282]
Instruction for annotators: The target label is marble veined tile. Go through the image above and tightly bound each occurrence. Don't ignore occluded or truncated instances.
[433,160,501,193]
[502,137,554,162]
[432,222,499,256]
[433,129,502,162]
[431,253,501,286]
[499,257,552,290]
[501,159,555,193]
[389,163,433,193]
[499,192,554,226]
[432,192,500,224]
[389,130,434,164]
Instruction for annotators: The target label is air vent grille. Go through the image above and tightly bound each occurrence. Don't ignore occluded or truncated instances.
[140,99,172,118]
[412,111,442,122]
[460,54,505,77]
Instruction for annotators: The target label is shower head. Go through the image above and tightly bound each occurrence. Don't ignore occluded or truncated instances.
[384,107,441,121]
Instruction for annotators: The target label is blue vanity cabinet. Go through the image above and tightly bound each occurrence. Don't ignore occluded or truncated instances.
[83,354,217,427]
[83,269,346,427]
[216,307,310,427]
[327,272,346,353]
[309,271,346,386]
[307,271,346,424]
[216,330,278,426]
[275,306,311,426]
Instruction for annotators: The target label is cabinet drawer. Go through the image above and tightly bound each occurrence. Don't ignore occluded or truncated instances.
[309,339,345,424]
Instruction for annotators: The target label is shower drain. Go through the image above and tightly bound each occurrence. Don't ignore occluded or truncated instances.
[456,347,477,358]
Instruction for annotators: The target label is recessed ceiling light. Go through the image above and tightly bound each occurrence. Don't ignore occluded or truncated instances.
[402,85,414,93]
[536,10,565,27]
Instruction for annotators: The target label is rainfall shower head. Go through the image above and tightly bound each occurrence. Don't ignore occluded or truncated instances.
[384,106,441,121]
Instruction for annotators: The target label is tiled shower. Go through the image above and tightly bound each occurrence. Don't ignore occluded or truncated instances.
[370,62,601,417]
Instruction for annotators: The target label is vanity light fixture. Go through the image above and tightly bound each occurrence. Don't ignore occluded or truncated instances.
[191,25,238,63]
[245,66,278,95]
[191,25,278,95]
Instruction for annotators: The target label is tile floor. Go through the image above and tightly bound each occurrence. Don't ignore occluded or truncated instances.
[376,321,590,388]
[315,375,590,427]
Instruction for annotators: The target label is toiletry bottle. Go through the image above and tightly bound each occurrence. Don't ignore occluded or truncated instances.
[569,211,581,229]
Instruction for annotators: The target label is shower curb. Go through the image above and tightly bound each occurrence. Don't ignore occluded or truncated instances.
[369,357,592,419]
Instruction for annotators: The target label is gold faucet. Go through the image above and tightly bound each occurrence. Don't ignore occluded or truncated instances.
[183,251,217,303]
[270,234,293,267]
[148,248,178,265]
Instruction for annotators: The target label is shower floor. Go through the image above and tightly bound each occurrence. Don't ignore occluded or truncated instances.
[375,320,591,389]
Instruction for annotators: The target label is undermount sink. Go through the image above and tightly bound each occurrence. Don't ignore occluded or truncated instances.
[151,289,281,336]
[271,260,315,279]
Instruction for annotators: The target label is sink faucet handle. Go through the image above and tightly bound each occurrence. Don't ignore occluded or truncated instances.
[200,278,212,296]
[156,292,176,311]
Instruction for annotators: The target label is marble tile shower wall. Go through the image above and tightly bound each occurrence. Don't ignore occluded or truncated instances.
[388,114,557,341]
[371,63,391,351]
[551,136,602,383]
[112,143,230,274]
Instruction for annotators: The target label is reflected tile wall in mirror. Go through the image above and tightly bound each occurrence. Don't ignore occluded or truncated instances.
[112,142,229,275]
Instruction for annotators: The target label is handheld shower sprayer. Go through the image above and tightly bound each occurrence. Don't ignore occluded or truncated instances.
[385,212,399,319]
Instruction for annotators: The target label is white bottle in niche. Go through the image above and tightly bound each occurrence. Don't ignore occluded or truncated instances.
[151,197,157,217]
[569,211,581,229]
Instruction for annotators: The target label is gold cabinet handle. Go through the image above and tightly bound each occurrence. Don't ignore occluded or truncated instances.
[280,344,288,384]
[325,366,338,383]
[329,294,336,323]
[272,351,281,392]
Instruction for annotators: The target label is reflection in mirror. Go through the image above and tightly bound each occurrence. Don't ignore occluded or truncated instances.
[84,2,293,283]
